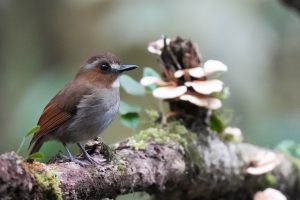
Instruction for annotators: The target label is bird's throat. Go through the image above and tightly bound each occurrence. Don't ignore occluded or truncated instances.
[111,78,120,88]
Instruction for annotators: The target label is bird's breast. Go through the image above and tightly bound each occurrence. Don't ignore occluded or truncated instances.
[60,88,120,143]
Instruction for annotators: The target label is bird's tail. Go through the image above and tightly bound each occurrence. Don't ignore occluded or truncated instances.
[28,137,44,155]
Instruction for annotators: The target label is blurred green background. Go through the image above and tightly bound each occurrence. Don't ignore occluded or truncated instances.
[1,0,300,161]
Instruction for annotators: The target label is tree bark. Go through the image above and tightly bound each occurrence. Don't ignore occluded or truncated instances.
[0,132,299,200]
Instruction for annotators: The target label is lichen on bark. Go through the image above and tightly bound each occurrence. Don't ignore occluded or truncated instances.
[26,164,62,200]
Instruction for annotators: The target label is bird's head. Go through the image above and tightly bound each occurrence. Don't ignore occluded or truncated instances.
[76,52,137,87]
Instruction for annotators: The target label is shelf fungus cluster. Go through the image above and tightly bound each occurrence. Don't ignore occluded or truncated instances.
[141,37,228,110]
[246,151,282,176]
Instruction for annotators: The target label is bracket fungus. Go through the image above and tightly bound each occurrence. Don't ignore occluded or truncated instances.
[254,188,287,200]
[222,126,243,142]
[179,94,222,110]
[144,36,228,110]
[246,151,282,175]
[184,80,224,95]
[148,37,171,55]
[153,86,188,99]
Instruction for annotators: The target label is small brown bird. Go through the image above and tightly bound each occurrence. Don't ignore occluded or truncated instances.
[28,52,137,164]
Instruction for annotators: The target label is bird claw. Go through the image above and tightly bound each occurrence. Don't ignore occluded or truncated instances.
[59,153,89,166]
[71,158,89,166]
[83,153,106,165]
[59,142,114,166]
[77,142,108,165]
[81,140,115,163]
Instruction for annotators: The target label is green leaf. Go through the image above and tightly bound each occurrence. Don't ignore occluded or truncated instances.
[209,109,232,134]
[294,144,300,157]
[120,113,140,129]
[119,100,141,115]
[119,101,141,129]
[209,112,226,133]
[28,152,44,160]
[25,125,40,137]
[120,75,145,96]
[143,67,160,78]
[276,140,297,157]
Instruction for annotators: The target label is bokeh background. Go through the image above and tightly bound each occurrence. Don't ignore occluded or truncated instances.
[0,0,300,185]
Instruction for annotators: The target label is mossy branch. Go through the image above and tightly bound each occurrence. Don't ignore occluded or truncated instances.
[0,124,300,200]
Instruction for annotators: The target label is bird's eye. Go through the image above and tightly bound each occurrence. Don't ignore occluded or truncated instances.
[100,63,111,72]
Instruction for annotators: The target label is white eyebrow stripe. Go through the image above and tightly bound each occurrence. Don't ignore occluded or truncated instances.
[85,60,99,69]
[110,63,120,70]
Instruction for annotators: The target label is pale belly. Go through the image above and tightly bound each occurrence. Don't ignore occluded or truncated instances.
[55,89,120,143]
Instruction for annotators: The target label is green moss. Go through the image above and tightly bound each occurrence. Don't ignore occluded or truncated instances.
[129,122,195,151]
[116,159,127,173]
[145,109,160,123]
[128,121,202,173]
[130,140,147,150]
[31,168,62,200]
[264,173,277,187]
[210,109,233,134]
[286,155,300,177]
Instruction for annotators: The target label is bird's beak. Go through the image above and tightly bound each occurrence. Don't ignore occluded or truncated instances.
[118,65,138,73]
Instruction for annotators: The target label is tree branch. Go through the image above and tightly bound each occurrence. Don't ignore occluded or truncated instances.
[0,130,299,200]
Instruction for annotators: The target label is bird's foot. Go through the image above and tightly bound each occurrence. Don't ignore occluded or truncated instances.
[82,152,106,165]
[77,143,106,165]
[82,139,116,163]
[70,158,89,166]
[59,153,88,166]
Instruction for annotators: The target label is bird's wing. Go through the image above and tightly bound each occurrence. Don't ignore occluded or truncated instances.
[29,82,93,149]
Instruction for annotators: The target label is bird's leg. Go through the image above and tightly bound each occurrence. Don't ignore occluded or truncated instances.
[62,143,87,166]
[77,143,104,165]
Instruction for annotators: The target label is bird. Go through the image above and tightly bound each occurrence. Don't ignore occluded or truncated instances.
[28,52,137,165]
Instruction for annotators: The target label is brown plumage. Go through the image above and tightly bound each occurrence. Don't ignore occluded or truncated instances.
[28,52,137,164]
[28,82,90,154]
